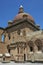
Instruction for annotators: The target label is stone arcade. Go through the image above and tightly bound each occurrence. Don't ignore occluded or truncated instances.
[0,6,43,63]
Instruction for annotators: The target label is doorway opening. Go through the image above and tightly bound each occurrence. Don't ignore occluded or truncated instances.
[24,54,26,61]
[30,47,33,52]
[8,49,10,53]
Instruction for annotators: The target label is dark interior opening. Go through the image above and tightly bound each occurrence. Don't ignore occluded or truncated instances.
[8,49,10,53]
[30,47,33,51]
[3,57,5,61]
[24,54,26,61]
[3,55,5,61]
[18,47,19,54]
[8,34,11,40]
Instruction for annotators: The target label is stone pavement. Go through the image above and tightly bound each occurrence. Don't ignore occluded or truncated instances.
[0,62,43,65]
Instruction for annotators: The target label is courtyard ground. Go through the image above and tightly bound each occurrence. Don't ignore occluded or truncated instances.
[0,62,43,65]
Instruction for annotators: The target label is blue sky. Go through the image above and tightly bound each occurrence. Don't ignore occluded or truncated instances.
[0,0,43,29]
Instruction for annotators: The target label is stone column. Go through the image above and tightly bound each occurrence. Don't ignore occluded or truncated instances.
[26,46,30,53]
[33,45,38,52]
[5,34,9,44]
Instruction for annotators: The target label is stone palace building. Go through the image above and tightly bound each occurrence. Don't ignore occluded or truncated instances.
[0,5,43,63]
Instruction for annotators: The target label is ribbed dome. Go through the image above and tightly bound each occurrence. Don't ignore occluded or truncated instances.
[14,5,34,23]
[14,13,34,21]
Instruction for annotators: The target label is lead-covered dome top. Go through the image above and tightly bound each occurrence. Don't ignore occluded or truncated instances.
[14,5,34,23]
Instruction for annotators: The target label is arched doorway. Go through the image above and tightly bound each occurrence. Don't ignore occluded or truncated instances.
[7,45,10,53]
[35,39,42,51]
[17,42,26,61]
[28,41,34,52]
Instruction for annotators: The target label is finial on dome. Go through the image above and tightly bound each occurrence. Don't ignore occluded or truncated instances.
[18,5,24,14]
[20,5,23,8]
